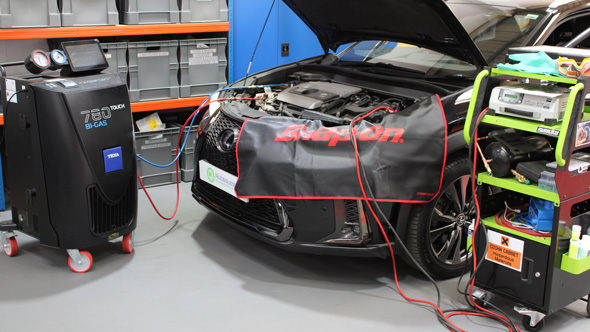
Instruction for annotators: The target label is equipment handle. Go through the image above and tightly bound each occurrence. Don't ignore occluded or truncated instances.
[464,69,490,144]
[555,82,585,167]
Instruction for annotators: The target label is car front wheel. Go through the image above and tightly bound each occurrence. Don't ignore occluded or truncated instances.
[405,156,475,279]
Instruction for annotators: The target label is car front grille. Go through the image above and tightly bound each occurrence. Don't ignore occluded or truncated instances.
[196,112,283,232]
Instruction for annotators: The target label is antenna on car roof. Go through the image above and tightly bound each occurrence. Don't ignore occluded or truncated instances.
[243,0,277,86]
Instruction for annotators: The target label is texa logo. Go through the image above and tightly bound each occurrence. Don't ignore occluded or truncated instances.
[107,153,120,159]
[207,168,215,182]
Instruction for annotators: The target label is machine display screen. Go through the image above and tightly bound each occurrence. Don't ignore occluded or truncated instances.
[62,40,108,73]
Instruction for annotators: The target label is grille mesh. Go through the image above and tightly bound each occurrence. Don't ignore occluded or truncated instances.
[344,200,360,224]
[196,113,282,231]
[88,177,136,235]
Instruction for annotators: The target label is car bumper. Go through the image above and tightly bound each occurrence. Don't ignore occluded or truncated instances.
[194,193,391,258]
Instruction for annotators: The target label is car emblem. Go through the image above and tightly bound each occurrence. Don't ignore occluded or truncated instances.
[217,129,238,152]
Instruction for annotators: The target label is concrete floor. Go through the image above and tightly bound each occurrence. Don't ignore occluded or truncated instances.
[0,182,588,331]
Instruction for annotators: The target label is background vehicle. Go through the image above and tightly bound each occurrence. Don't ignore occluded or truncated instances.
[192,0,590,278]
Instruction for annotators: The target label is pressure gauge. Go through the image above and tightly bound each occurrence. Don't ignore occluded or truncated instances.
[48,49,68,70]
[24,50,50,74]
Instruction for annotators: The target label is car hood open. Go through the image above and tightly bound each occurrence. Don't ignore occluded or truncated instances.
[282,0,488,68]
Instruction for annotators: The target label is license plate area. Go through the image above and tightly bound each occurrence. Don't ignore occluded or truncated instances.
[199,160,248,202]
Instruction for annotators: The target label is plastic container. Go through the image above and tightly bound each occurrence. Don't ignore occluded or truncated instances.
[0,0,61,28]
[101,42,128,83]
[528,197,554,232]
[538,170,557,193]
[118,0,179,24]
[135,126,180,188]
[60,0,118,26]
[179,38,227,98]
[578,235,590,259]
[561,253,590,274]
[128,40,179,102]
[179,0,228,23]
[171,123,198,182]
[569,225,582,258]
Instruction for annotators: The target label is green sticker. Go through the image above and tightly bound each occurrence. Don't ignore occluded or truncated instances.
[207,168,215,182]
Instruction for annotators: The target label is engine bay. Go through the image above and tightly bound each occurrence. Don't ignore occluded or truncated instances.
[223,76,418,124]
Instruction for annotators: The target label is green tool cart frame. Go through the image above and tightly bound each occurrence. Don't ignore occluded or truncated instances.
[464,67,590,331]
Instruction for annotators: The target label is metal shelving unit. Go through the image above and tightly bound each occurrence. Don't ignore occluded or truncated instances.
[0,22,230,125]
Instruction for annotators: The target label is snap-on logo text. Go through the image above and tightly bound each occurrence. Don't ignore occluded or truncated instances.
[275,125,405,147]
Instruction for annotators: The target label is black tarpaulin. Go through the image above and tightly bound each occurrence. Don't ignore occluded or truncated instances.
[235,95,447,202]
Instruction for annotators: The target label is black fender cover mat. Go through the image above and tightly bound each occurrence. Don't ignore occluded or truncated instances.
[235,94,447,202]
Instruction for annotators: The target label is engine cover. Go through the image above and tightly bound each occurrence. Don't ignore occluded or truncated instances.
[277,82,362,110]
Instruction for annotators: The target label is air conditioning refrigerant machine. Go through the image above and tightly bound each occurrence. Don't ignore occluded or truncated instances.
[0,40,137,273]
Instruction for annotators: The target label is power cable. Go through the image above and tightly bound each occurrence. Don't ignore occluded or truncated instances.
[349,104,523,331]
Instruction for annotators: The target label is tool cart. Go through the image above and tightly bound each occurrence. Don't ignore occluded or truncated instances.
[464,67,590,331]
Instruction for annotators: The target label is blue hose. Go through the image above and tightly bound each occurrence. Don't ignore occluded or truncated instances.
[136,84,288,168]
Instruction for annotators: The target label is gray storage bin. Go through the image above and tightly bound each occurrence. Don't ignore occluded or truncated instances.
[101,42,128,83]
[128,40,179,102]
[118,0,179,24]
[179,0,228,23]
[135,126,181,188]
[180,151,195,182]
[60,0,118,26]
[0,0,60,28]
[179,38,227,98]
[171,123,198,182]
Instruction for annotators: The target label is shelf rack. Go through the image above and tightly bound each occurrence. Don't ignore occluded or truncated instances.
[0,22,230,125]
[0,22,229,40]
[465,67,590,328]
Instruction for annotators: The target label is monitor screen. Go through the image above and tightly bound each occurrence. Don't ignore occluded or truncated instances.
[62,40,108,73]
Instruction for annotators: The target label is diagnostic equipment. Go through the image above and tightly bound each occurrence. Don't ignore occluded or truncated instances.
[48,49,68,70]
[0,40,137,273]
[489,83,571,124]
[24,50,50,74]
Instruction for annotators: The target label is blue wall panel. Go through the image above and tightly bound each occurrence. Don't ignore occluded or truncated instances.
[276,2,323,66]
[230,0,323,82]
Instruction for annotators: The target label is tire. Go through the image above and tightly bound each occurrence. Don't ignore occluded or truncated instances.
[404,156,475,279]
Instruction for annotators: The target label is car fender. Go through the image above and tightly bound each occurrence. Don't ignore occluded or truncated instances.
[393,130,467,252]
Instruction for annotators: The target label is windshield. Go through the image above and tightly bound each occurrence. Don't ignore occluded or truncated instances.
[337,40,478,77]
[336,2,548,75]
[450,1,548,66]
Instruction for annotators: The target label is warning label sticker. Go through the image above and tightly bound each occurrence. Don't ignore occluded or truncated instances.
[5,79,17,103]
[485,230,524,272]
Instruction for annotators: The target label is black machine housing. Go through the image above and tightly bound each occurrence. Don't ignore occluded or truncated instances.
[0,72,137,249]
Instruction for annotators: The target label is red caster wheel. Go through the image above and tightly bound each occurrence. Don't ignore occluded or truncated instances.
[67,250,93,273]
[3,237,18,257]
[122,231,135,254]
